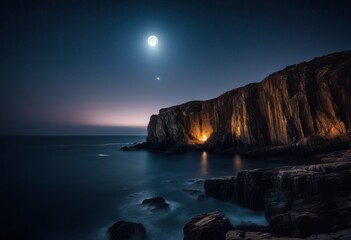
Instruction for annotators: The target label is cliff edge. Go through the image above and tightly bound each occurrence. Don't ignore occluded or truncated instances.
[144,51,351,153]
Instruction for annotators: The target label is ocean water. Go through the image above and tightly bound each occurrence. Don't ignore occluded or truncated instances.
[1,136,294,240]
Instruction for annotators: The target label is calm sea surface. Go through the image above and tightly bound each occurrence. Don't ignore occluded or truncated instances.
[1,136,295,240]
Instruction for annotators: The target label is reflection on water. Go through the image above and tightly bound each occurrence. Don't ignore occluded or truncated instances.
[233,154,242,171]
[201,151,208,175]
[1,136,297,240]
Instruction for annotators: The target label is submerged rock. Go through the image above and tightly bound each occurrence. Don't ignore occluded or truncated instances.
[108,221,146,240]
[182,189,203,196]
[141,196,169,211]
[183,212,235,240]
[197,194,206,202]
[120,142,147,151]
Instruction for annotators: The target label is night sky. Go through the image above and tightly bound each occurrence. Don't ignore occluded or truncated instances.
[1,0,351,135]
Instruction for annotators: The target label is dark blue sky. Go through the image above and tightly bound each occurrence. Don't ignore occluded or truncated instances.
[1,0,351,135]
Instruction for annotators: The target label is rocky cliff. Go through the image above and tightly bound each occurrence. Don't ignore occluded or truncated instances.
[146,51,351,151]
[204,150,351,238]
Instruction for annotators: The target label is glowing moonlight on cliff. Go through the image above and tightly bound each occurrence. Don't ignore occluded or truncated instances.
[147,35,158,47]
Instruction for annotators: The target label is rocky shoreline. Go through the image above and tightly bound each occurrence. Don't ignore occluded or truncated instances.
[204,149,351,239]
[109,149,351,239]
[121,131,351,160]
[114,51,351,239]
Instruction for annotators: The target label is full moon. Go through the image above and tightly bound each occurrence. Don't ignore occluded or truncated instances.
[147,35,158,47]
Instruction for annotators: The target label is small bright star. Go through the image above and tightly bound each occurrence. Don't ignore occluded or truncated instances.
[156,77,160,81]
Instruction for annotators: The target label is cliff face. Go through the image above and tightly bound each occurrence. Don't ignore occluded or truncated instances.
[147,51,351,150]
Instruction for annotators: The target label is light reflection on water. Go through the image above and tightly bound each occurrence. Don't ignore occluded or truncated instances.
[201,151,208,176]
[1,136,297,240]
[233,154,242,171]
[200,152,243,176]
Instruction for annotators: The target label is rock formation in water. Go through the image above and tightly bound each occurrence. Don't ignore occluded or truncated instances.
[183,212,235,240]
[204,150,351,238]
[141,196,169,211]
[145,51,351,153]
[108,221,146,240]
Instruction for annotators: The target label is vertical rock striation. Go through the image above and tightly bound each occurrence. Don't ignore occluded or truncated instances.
[146,51,351,151]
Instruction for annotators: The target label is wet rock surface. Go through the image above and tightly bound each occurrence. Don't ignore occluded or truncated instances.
[225,229,351,240]
[205,150,351,238]
[108,221,146,240]
[141,196,169,211]
[183,212,235,240]
[120,142,147,151]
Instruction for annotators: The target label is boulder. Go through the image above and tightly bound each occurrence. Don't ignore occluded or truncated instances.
[183,212,234,240]
[141,196,169,211]
[108,221,146,240]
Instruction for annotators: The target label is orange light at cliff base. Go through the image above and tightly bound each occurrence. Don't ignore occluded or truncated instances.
[199,134,208,142]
